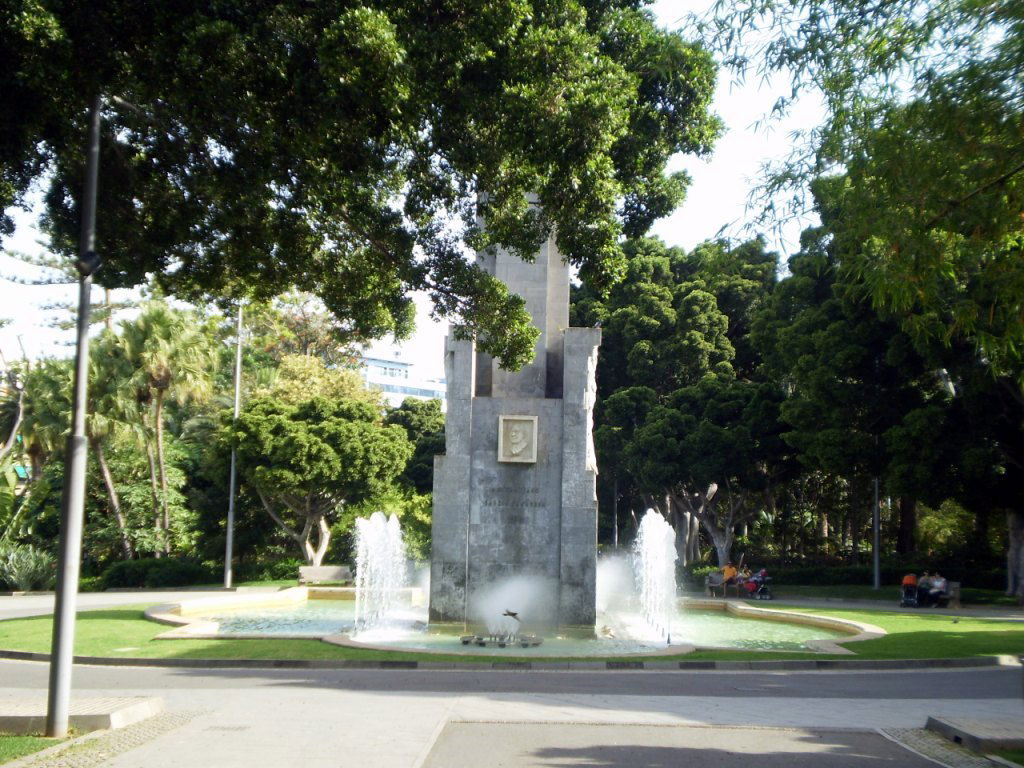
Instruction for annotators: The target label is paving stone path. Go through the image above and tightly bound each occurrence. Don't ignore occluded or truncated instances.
[11,711,199,768]
[883,728,1007,768]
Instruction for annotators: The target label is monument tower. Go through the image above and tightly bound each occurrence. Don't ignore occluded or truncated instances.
[429,230,601,627]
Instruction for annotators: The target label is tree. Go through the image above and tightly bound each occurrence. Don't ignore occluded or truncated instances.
[3,0,721,369]
[86,332,138,559]
[228,397,412,566]
[245,292,362,368]
[702,0,1024,382]
[259,354,379,407]
[752,221,947,559]
[577,236,783,564]
[120,301,215,553]
[384,398,445,494]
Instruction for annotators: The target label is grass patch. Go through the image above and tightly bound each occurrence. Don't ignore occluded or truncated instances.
[765,603,1024,659]
[0,603,1022,664]
[0,733,64,764]
[993,750,1024,766]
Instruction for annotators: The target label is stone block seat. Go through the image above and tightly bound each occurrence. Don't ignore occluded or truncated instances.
[298,565,352,584]
[705,572,725,597]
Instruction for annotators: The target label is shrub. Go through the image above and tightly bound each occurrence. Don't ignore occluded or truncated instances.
[683,565,720,588]
[101,557,212,589]
[0,544,56,591]
[78,575,104,592]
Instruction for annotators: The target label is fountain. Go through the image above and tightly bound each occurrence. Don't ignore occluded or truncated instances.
[353,511,408,632]
[147,221,881,656]
[151,508,872,654]
[632,509,677,643]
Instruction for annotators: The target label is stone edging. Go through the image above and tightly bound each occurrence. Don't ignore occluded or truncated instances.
[146,590,884,654]
[0,647,1018,672]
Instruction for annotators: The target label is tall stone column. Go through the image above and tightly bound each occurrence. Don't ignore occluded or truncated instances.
[429,230,600,628]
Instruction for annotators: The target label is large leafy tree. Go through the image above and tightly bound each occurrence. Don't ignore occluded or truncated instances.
[228,396,412,565]
[3,0,721,368]
[575,237,783,564]
[384,398,445,495]
[702,0,1024,383]
[753,219,949,558]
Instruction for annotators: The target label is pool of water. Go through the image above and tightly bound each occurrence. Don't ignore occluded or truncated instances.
[197,600,848,653]
[204,600,359,636]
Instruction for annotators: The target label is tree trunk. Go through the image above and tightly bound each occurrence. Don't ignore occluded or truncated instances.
[91,437,134,560]
[104,288,113,332]
[0,388,23,460]
[154,391,170,556]
[687,514,701,563]
[668,499,692,566]
[145,441,161,557]
[897,496,917,554]
[709,527,733,567]
[818,509,829,554]
[1007,510,1024,601]
[310,515,331,567]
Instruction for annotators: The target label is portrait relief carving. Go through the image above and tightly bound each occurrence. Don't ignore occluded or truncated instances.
[498,415,538,463]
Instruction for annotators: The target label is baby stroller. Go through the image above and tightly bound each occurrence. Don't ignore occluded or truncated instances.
[747,569,772,600]
[899,582,919,608]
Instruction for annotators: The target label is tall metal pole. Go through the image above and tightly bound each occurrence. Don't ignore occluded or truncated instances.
[223,303,243,588]
[872,476,881,590]
[47,94,102,738]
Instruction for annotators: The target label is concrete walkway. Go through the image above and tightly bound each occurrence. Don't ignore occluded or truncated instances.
[2,658,1021,767]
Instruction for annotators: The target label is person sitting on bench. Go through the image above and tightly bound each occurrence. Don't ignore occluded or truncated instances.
[722,561,738,586]
[917,571,933,606]
[929,572,949,606]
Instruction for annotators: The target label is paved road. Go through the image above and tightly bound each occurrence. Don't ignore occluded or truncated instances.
[0,658,1019,699]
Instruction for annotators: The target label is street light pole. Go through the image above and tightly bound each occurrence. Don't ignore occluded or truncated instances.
[223,303,243,588]
[46,94,103,738]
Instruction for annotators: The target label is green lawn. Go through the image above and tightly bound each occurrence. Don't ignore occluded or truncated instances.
[0,734,64,764]
[994,750,1024,766]
[0,603,1021,663]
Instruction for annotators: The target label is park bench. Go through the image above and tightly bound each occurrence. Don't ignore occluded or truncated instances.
[938,581,961,609]
[298,565,352,585]
[705,572,724,597]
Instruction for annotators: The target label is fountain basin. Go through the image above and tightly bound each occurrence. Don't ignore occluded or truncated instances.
[145,589,883,655]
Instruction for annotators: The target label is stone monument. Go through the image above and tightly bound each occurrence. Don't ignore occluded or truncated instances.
[429,230,601,627]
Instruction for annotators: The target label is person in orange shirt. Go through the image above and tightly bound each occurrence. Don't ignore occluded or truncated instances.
[722,562,738,585]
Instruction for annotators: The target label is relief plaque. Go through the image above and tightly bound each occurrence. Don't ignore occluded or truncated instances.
[498,415,538,463]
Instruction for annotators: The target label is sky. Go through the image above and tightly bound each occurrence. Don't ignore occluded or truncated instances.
[0,1,823,380]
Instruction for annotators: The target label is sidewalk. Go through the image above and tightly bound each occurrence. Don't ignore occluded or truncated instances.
[5,685,1020,768]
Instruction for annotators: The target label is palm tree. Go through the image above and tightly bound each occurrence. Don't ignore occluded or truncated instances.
[121,301,215,554]
[14,360,71,480]
[87,332,138,559]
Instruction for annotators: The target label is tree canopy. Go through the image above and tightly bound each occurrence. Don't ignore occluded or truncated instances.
[227,396,412,565]
[2,0,721,367]
[701,0,1024,381]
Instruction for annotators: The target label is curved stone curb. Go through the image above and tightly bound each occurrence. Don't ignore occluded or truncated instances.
[0,648,1017,672]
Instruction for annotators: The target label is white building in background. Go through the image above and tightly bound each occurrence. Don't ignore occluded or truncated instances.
[357,349,446,409]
